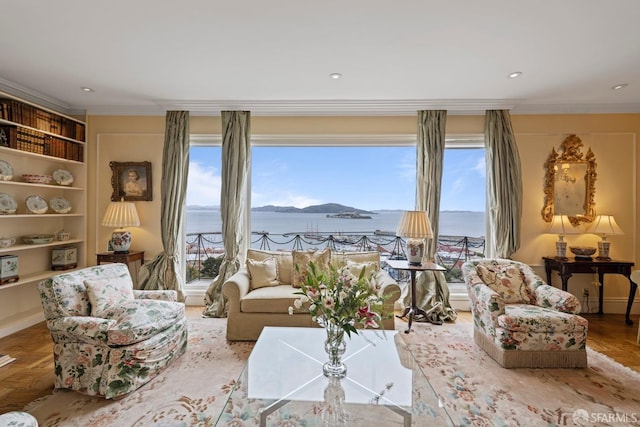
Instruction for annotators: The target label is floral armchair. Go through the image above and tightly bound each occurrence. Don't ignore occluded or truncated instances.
[462,258,588,368]
[37,263,188,398]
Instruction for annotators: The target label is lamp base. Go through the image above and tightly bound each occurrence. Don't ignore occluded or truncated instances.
[110,230,132,254]
[597,240,611,260]
[555,240,567,259]
[406,238,425,266]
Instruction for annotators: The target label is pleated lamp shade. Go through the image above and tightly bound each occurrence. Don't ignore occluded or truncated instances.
[396,211,433,265]
[396,210,433,239]
[589,215,624,237]
[546,215,579,238]
[101,201,140,253]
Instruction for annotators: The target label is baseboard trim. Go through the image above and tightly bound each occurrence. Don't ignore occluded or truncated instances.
[0,309,45,339]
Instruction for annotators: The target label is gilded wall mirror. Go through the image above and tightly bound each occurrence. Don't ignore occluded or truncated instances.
[541,135,597,225]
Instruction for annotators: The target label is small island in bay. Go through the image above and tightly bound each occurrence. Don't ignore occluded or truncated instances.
[252,203,375,217]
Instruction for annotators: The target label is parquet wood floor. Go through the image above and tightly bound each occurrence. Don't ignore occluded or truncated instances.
[0,308,638,414]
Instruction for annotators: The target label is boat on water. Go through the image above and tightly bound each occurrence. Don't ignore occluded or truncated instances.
[326,211,372,219]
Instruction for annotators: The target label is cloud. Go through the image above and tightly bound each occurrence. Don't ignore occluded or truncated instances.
[186,162,221,206]
[473,155,486,177]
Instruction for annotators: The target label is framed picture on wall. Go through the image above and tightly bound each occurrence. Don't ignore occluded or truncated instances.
[110,161,152,201]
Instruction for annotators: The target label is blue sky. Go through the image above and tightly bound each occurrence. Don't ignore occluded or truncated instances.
[187,146,486,211]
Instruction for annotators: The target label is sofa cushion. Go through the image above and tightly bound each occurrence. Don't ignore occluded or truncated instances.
[101,299,186,346]
[84,276,135,317]
[292,248,331,288]
[499,304,589,334]
[246,257,279,289]
[476,263,532,304]
[247,249,293,285]
[345,259,379,278]
[240,285,310,313]
[333,251,380,267]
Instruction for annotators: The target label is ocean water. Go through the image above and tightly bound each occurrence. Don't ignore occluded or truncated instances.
[186,210,486,238]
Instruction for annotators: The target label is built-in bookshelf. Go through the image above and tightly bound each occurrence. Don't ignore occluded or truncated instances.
[0,91,86,295]
[0,95,84,162]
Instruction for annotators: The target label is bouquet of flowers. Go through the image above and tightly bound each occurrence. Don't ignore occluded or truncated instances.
[289,261,388,337]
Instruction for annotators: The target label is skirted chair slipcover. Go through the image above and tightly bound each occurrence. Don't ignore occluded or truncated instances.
[462,258,588,368]
[37,263,188,398]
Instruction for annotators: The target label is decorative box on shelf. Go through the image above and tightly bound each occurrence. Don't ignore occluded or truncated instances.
[52,246,77,271]
[0,255,19,285]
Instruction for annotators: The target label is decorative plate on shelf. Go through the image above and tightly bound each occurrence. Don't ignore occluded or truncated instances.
[23,234,55,244]
[22,174,53,184]
[0,193,17,214]
[52,169,74,186]
[49,197,72,214]
[25,195,48,214]
[0,160,13,181]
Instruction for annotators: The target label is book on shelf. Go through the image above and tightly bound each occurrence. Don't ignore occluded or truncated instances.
[0,353,16,368]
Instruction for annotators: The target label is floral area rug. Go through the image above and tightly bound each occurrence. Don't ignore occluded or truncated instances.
[24,315,640,426]
[400,320,640,427]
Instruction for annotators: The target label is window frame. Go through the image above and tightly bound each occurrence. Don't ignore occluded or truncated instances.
[184,133,486,288]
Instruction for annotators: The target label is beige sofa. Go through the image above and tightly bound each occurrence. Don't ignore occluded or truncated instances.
[222,249,401,341]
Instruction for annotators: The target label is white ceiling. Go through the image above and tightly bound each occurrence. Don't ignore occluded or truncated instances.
[1,0,639,116]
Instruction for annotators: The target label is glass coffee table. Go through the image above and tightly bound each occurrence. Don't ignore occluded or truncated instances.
[216,326,453,426]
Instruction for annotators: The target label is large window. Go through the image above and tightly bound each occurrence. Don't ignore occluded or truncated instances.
[184,138,485,284]
[250,146,415,242]
[185,144,223,283]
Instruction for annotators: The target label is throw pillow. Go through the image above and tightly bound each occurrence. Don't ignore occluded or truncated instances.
[292,248,331,288]
[345,260,379,278]
[84,276,135,317]
[246,257,280,289]
[476,263,532,304]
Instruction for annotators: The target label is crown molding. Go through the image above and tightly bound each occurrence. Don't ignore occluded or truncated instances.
[65,99,640,117]
[150,99,518,116]
[2,78,640,116]
[0,78,85,116]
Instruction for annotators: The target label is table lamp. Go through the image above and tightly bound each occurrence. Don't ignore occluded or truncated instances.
[546,215,578,259]
[589,215,623,260]
[396,210,433,266]
[101,200,140,254]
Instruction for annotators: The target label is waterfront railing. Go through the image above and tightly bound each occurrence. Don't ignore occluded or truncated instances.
[185,231,485,284]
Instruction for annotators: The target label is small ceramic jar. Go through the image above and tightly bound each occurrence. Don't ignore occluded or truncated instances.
[56,230,70,241]
[0,237,16,248]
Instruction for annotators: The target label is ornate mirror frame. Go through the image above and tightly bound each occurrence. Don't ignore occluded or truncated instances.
[541,135,597,225]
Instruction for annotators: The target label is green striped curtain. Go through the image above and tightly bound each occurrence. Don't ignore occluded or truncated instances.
[137,111,190,300]
[203,111,251,317]
[485,110,522,258]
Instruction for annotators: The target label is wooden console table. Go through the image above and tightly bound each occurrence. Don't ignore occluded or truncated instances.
[542,257,636,325]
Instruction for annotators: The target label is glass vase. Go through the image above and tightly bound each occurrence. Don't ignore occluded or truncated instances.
[322,319,347,379]
[320,377,348,426]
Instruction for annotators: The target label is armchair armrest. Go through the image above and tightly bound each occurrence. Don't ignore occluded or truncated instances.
[534,284,582,314]
[46,316,117,345]
[467,282,504,332]
[133,289,178,302]
[222,269,251,314]
[375,269,401,303]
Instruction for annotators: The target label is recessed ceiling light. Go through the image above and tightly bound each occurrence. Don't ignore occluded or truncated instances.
[81,87,94,92]
[507,71,523,79]
[329,73,342,80]
[611,83,628,90]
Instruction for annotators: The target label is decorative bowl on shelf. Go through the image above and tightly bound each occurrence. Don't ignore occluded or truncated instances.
[23,234,55,244]
[22,174,53,184]
[570,246,597,257]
